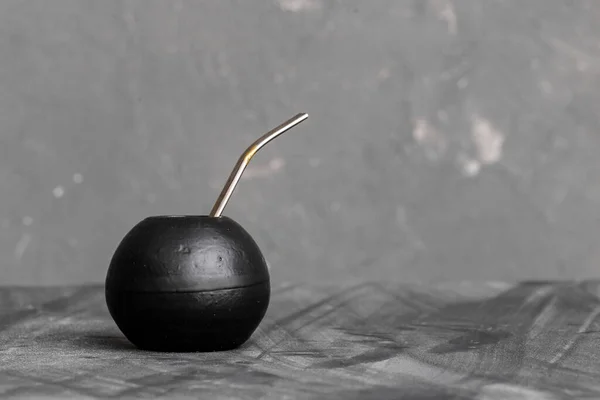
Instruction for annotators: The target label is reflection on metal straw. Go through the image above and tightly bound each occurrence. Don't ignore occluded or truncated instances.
[209,113,309,218]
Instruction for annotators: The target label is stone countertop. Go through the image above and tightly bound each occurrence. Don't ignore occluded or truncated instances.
[0,280,599,399]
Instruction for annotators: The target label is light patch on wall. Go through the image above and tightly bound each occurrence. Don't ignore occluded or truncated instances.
[550,38,597,73]
[458,155,481,177]
[277,0,321,12]
[430,0,457,35]
[14,233,31,261]
[330,202,341,212]
[53,186,65,198]
[309,157,321,167]
[412,118,447,161]
[471,115,505,165]
[539,80,553,95]
[396,206,426,250]
[242,157,285,180]
[377,67,391,82]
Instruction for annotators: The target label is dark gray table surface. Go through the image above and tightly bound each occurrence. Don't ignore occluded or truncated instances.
[0,280,599,399]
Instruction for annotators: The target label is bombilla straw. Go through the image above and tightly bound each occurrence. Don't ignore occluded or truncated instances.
[209,113,309,218]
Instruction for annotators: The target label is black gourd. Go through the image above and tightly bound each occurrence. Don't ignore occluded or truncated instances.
[105,113,308,352]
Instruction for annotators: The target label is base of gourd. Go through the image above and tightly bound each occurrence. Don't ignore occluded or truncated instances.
[105,281,270,352]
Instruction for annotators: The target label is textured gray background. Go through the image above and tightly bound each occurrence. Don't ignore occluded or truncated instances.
[1,0,599,286]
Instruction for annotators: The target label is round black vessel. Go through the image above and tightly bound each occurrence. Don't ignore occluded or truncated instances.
[105,215,270,352]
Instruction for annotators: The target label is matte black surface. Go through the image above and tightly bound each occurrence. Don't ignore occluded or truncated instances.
[106,215,270,292]
[1,281,600,398]
[106,282,270,352]
[105,215,271,351]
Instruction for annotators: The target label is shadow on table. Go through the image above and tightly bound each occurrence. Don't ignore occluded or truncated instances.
[71,332,136,352]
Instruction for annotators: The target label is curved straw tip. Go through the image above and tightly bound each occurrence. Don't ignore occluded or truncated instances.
[209,112,309,218]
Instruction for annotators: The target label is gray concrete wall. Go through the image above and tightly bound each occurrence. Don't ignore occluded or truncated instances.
[1,0,599,286]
